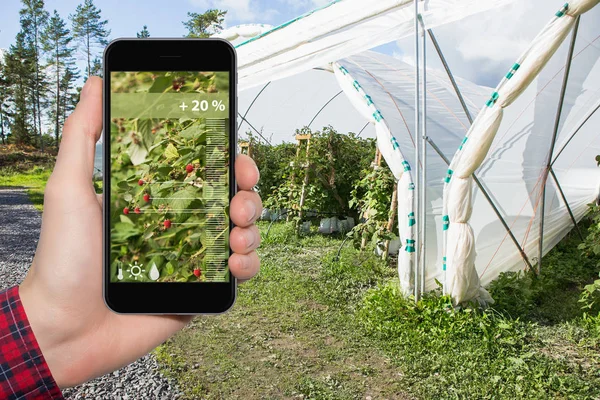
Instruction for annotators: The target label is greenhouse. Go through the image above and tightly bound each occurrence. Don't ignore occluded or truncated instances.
[218,0,600,305]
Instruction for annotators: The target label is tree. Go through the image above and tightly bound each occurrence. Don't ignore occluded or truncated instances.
[0,57,11,145]
[19,0,49,151]
[70,0,110,79]
[61,70,80,128]
[42,10,78,146]
[137,25,150,38]
[183,9,226,38]
[3,34,36,146]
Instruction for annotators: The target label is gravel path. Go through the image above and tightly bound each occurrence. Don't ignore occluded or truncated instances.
[0,187,185,400]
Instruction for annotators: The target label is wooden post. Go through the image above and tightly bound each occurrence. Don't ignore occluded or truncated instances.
[239,141,251,157]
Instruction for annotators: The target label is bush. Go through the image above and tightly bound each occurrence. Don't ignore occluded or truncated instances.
[264,126,375,218]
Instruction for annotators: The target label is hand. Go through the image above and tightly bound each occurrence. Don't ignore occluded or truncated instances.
[18,77,262,388]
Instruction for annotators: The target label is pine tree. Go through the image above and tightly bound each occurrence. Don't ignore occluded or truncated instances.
[183,9,226,38]
[19,0,49,151]
[0,56,11,145]
[137,25,150,38]
[70,0,110,79]
[42,10,79,146]
[61,70,80,128]
[4,34,36,146]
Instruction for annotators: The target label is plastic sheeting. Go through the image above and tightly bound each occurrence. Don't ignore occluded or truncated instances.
[443,0,599,305]
[236,0,516,91]
[232,0,600,301]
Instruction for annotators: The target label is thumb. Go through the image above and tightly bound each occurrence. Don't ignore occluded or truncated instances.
[52,76,103,186]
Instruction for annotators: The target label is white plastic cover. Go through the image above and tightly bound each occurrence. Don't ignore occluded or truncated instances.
[443,0,599,304]
[236,0,517,91]
[233,0,600,302]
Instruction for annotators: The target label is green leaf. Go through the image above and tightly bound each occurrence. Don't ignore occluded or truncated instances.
[167,187,199,212]
[112,222,142,241]
[164,143,179,160]
[127,142,148,165]
[149,75,173,93]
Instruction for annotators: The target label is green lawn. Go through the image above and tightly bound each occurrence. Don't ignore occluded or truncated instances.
[0,166,52,210]
[156,222,600,399]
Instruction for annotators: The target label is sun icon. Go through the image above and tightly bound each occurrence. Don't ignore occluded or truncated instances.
[127,261,146,280]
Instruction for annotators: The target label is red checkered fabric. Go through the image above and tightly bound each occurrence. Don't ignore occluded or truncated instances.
[0,286,63,399]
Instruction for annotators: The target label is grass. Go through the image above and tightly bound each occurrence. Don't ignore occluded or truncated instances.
[156,221,600,399]
[0,146,102,210]
[0,165,52,210]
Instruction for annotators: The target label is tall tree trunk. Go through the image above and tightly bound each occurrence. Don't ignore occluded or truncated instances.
[0,107,5,145]
[55,42,60,147]
[33,14,44,152]
[86,24,91,78]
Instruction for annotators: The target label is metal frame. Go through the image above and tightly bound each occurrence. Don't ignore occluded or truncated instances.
[538,16,580,273]
[357,121,370,137]
[307,90,344,128]
[418,14,427,296]
[426,26,535,271]
[237,113,272,144]
[551,101,600,166]
[238,82,271,131]
[413,0,422,301]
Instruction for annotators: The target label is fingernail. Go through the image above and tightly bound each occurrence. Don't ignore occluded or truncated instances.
[246,201,257,222]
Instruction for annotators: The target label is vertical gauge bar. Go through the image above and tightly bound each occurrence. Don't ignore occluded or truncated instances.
[204,118,229,282]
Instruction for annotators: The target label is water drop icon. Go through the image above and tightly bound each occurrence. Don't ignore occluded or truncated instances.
[149,263,160,281]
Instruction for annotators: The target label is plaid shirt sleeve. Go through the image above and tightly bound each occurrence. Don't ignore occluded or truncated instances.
[0,286,63,399]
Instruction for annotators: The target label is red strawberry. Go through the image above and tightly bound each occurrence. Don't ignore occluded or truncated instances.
[164,219,172,229]
[193,269,201,278]
[143,193,151,202]
[134,207,141,214]
[138,179,144,186]
[123,207,129,215]
[185,164,194,173]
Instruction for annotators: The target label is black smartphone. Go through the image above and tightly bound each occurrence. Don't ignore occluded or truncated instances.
[102,39,237,314]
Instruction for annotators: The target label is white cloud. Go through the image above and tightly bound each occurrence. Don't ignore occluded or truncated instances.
[275,0,331,12]
[395,0,559,87]
[188,0,278,23]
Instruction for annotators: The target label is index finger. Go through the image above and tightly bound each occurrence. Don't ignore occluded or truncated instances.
[235,154,259,191]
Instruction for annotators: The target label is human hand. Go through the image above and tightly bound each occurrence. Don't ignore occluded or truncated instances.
[18,76,262,388]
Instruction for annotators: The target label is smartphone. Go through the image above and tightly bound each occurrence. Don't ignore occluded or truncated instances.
[103,39,237,314]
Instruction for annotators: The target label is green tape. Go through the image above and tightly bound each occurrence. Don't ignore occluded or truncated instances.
[405,239,415,253]
[444,169,453,183]
[373,110,383,122]
[408,182,415,191]
[459,137,468,150]
[402,160,411,171]
[556,3,568,17]
[365,94,374,106]
[486,91,500,107]
[391,136,399,150]
[353,80,361,91]
[442,215,450,231]
[506,71,514,79]
[513,63,521,71]
[408,212,415,227]
[443,256,447,271]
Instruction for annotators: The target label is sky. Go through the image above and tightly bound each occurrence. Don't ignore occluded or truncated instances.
[0,0,332,51]
[0,0,577,88]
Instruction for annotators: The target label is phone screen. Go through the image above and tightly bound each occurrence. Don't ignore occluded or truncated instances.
[109,71,230,284]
